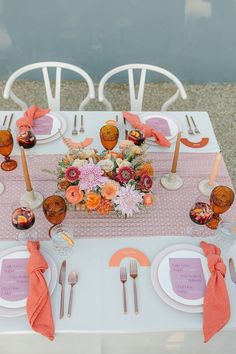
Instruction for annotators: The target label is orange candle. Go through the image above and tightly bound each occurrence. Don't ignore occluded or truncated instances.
[20,146,32,192]
[171,132,181,173]
[208,152,222,186]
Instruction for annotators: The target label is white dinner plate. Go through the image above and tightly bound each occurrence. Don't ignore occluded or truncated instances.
[32,111,67,144]
[0,250,51,309]
[140,113,180,143]
[158,249,210,306]
[151,244,209,313]
[0,246,57,317]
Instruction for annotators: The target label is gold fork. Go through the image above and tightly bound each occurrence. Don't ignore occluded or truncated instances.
[120,267,127,314]
[130,260,139,314]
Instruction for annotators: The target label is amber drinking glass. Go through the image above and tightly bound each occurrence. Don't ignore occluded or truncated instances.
[207,186,235,230]
[100,123,119,150]
[17,128,37,149]
[0,128,17,171]
[43,195,67,234]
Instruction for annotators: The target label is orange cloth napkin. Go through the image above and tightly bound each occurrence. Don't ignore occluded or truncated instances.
[123,111,171,147]
[26,241,55,340]
[200,241,230,342]
[16,106,50,131]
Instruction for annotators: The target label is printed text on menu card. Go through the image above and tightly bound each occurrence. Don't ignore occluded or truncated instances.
[0,258,28,301]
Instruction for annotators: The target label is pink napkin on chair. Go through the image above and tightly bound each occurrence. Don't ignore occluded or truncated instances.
[16,106,50,131]
[26,241,55,340]
[123,111,171,147]
[200,241,230,342]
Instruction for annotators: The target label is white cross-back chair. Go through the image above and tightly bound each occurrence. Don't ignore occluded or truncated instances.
[3,62,95,111]
[98,64,187,111]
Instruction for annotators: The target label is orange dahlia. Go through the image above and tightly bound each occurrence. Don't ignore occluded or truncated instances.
[97,198,113,215]
[137,163,154,177]
[86,192,101,210]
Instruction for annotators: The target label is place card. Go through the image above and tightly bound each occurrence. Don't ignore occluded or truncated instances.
[0,258,28,301]
[169,258,206,300]
[33,115,53,135]
[146,117,171,136]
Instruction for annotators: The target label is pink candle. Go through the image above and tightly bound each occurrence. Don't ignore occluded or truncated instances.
[208,152,222,186]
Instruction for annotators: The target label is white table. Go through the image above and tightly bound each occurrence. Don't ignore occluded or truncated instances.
[0,111,231,354]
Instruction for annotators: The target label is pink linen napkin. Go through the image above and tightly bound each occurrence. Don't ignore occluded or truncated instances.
[200,241,230,342]
[26,241,55,340]
[16,106,50,131]
[123,111,171,147]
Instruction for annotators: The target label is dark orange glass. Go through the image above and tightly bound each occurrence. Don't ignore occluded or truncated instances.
[100,124,119,150]
[207,186,235,229]
[0,129,17,171]
[43,195,67,225]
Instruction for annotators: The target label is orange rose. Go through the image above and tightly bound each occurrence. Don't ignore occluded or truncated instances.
[143,194,154,206]
[97,198,113,215]
[86,192,101,210]
[65,186,83,205]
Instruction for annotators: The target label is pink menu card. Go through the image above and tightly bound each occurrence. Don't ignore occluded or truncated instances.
[0,258,28,301]
[33,115,53,135]
[146,117,171,136]
[169,258,206,300]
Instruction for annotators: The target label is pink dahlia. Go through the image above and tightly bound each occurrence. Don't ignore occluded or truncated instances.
[114,184,144,217]
[65,166,80,182]
[117,166,135,184]
[138,174,153,192]
[79,162,107,191]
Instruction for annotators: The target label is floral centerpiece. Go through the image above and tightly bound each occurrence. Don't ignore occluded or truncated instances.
[56,140,155,218]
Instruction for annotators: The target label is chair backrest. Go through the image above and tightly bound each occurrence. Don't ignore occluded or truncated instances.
[3,62,96,111]
[98,64,187,111]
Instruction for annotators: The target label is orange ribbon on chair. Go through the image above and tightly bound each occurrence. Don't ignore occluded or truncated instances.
[123,111,171,147]
[200,241,230,342]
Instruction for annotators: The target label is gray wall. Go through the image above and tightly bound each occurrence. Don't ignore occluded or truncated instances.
[0,0,236,83]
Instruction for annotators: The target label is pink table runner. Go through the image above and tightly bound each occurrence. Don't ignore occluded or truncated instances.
[0,153,235,240]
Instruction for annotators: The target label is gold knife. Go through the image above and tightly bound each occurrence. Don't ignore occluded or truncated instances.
[59,260,66,319]
[229,258,236,283]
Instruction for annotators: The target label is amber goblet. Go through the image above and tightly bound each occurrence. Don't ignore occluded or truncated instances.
[100,123,119,150]
[17,127,37,149]
[43,195,67,236]
[207,186,235,230]
[0,128,17,171]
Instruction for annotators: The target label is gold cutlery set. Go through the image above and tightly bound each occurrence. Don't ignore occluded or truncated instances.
[120,260,139,314]
[59,260,78,318]
[71,114,84,135]
[185,114,200,135]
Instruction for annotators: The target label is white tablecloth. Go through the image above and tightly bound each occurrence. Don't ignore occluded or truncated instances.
[0,111,231,354]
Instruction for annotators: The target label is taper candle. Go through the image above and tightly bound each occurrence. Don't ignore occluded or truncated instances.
[171,132,181,173]
[208,152,222,186]
[20,146,32,192]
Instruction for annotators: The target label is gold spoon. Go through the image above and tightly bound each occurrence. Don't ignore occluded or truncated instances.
[67,271,78,317]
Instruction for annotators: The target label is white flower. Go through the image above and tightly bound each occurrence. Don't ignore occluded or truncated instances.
[97,159,114,172]
[116,158,131,169]
[114,184,144,217]
[78,149,96,159]
[119,140,134,150]
[72,159,88,168]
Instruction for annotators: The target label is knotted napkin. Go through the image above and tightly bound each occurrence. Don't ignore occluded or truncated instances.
[200,241,230,342]
[123,111,171,147]
[26,241,54,340]
[16,105,50,131]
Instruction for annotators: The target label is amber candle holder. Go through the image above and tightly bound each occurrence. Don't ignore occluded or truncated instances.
[207,186,235,230]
